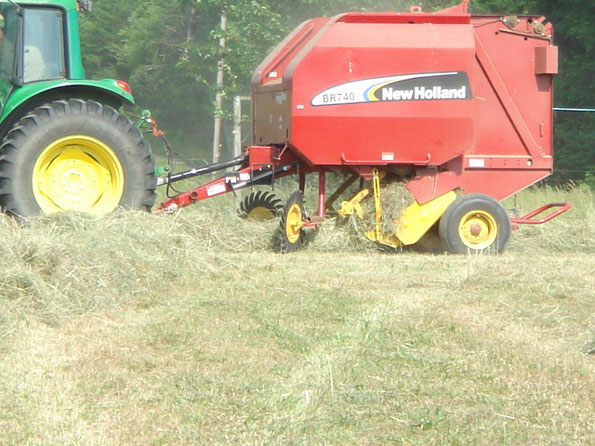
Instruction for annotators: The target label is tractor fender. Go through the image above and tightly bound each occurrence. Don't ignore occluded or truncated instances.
[0,79,135,138]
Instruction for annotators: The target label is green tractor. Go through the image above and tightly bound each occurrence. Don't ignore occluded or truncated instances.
[0,0,155,217]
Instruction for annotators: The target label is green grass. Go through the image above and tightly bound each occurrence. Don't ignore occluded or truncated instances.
[0,185,593,445]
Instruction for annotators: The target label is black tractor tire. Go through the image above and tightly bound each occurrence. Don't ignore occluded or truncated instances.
[0,99,156,217]
[439,193,511,255]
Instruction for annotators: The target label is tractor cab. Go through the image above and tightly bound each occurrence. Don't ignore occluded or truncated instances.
[0,3,17,107]
[0,3,66,89]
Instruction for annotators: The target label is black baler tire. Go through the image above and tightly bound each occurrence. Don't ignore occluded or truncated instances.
[439,193,511,255]
[0,99,156,217]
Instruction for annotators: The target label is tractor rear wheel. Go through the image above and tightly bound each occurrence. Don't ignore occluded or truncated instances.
[280,190,306,253]
[239,190,283,220]
[439,193,511,254]
[0,99,156,217]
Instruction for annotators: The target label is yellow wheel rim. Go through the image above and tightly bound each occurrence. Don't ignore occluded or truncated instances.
[285,203,303,243]
[459,210,498,250]
[32,135,124,215]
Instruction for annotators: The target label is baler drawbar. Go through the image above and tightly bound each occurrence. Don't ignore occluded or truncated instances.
[153,0,571,254]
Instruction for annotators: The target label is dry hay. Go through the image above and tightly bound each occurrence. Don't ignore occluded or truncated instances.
[0,183,590,329]
[338,176,414,243]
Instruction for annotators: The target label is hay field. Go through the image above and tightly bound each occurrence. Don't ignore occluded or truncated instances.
[0,184,593,446]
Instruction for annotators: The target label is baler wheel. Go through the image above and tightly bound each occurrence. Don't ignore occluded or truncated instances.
[439,193,511,254]
[280,190,306,253]
[238,191,283,220]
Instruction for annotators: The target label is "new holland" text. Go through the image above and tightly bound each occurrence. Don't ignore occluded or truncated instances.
[381,85,467,101]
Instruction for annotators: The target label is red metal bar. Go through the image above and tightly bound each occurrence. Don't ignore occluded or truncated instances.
[511,202,571,225]
[341,153,432,166]
[302,171,327,227]
[155,145,300,213]
[317,171,326,218]
[156,171,242,213]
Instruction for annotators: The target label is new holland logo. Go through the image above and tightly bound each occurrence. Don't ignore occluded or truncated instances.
[311,71,472,106]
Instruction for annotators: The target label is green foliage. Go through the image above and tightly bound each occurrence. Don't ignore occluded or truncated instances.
[554,113,595,184]
[585,168,595,189]
[80,0,594,180]
[468,0,539,14]
[543,1,595,183]
[79,0,141,79]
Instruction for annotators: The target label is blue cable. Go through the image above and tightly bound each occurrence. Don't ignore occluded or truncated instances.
[553,107,595,112]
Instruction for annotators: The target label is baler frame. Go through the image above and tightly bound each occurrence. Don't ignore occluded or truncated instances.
[149,0,572,254]
[152,135,570,251]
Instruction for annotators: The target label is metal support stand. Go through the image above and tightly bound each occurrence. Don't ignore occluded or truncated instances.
[317,171,326,218]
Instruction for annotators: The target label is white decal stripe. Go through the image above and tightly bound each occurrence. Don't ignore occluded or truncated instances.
[311,72,459,106]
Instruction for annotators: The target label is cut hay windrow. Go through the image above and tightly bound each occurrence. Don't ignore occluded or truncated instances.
[0,184,592,338]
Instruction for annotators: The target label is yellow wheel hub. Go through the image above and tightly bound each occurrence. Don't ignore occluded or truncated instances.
[285,203,303,243]
[32,135,124,215]
[459,210,498,249]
